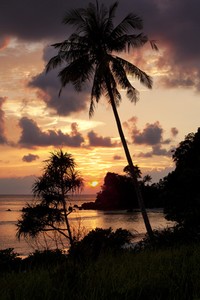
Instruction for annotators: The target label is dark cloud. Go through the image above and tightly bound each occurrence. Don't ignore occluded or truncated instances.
[113,155,123,160]
[29,58,89,116]
[137,145,172,158]
[0,97,7,144]
[1,0,200,92]
[0,0,151,41]
[171,127,179,137]
[0,0,69,41]
[124,117,178,157]
[88,130,118,147]
[144,1,200,91]
[132,121,166,146]
[22,153,39,162]
[18,117,84,148]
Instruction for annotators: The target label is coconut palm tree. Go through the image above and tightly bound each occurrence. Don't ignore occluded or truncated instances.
[46,1,156,239]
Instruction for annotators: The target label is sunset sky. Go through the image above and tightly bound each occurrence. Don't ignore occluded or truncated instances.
[0,0,200,194]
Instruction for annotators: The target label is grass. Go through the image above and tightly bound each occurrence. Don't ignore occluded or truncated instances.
[1,243,200,300]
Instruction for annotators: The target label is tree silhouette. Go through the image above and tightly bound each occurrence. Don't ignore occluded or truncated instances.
[16,150,83,247]
[123,165,142,179]
[163,128,200,228]
[46,1,157,239]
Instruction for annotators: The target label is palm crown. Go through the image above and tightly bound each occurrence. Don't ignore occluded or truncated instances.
[46,1,153,116]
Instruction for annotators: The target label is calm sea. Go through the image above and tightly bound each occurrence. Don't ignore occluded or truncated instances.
[0,194,174,257]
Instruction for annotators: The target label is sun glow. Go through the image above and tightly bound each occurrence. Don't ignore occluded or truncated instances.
[89,181,99,188]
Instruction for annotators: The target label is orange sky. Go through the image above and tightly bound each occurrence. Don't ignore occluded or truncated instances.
[0,1,200,194]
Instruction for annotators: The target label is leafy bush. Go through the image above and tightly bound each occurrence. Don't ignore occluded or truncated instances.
[0,248,21,272]
[22,249,67,270]
[69,227,133,261]
[135,225,200,251]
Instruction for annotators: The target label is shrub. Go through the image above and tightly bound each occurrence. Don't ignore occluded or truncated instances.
[0,248,21,272]
[68,227,133,261]
[22,249,67,270]
[135,225,200,251]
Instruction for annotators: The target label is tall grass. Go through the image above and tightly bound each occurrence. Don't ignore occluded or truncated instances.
[1,244,199,300]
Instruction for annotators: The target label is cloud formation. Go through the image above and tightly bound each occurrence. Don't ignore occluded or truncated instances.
[113,155,123,160]
[1,0,199,92]
[133,121,165,145]
[0,97,7,144]
[171,127,179,137]
[137,145,172,158]
[0,0,69,41]
[124,116,178,157]
[18,117,84,148]
[88,130,118,147]
[22,153,39,162]
[29,47,90,116]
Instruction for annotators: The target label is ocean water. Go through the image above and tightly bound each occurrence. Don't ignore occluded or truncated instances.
[0,194,174,256]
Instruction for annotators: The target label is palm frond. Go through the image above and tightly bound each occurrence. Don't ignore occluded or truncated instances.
[50,36,90,64]
[110,57,139,103]
[103,1,118,35]
[107,32,147,53]
[113,88,122,106]
[126,87,139,103]
[89,97,95,118]
[63,7,86,27]
[108,1,118,19]
[115,56,153,89]
[46,55,63,73]
[58,55,94,91]
[126,33,148,50]
[110,13,143,40]
[150,40,159,51]
[90,63,105,117]
[110,56,131,89]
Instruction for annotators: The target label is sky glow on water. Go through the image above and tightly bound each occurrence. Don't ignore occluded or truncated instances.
[0,195,175,256]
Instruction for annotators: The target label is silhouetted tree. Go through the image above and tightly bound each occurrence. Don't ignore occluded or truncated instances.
[46,1,157,239]
[16,150,83,247]
[95,172,137,210]
[123,165,142,179]
[163,128,200,228]
[142,175,152,185]
[83,169,161,210]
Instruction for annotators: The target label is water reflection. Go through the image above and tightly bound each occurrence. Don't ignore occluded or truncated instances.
[69,209,175,238]
[0,194,175,256]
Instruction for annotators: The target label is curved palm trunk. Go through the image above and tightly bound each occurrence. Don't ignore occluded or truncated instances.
[105,78,154,240]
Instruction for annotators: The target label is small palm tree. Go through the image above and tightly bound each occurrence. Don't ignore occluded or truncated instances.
[17,150,83,247]
[124,165,142,179]
[46,2,156,239]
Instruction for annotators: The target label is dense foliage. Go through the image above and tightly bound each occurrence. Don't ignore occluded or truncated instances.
[69,227,133,261]
[162,128,200,228]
